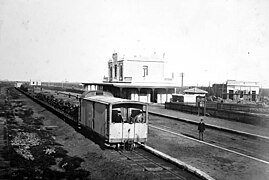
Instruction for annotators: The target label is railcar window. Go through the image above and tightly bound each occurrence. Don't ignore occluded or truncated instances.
[112,105,146,123]
[130,109,145,123]
[112,109,123,123]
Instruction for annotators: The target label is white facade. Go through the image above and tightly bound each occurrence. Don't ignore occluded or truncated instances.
[85,84,103,91]
[15,82,23,88]
[29,80,42,86]
[226,80,260,101]
[171,93,206,103]
[83,52,180,104]
[105,53,172,84]
[183,94,201,103]
[226,80,260,94]
[123,60,164,82]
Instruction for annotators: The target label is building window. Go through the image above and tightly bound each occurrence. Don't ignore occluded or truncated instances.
[114,65,117,78]
[252,91,256,101]
[229,90,233,100]
[240,91,243,98]
[143,65,148,77]
[109,66,112,80]
[119,64,123,80]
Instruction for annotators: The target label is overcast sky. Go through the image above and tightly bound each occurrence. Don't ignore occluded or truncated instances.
[0,0,269,87]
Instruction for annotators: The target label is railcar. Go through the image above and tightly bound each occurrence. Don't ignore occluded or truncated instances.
[19,87,148,149]
[79,93,148,148]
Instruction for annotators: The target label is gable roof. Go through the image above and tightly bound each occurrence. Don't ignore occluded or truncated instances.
[184,87,208,94]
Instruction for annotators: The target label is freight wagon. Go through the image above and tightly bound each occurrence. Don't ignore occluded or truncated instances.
[79,92,148,149]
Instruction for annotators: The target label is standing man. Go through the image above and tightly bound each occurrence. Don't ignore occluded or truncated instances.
[198,118,206,141]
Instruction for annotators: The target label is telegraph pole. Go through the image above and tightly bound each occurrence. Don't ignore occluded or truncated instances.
[180,72,184,92]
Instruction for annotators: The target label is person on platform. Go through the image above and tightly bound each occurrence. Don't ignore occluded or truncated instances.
[198,118,206,141]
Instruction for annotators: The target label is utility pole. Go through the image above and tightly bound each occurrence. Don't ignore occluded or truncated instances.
[180,72,184,92]
[222,83,224,99]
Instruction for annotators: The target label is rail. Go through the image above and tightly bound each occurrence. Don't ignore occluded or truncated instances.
[16,88,214,180]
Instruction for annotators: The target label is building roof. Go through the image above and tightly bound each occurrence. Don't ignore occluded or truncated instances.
[184,87,208,94]
[111,52,166,62]
[84,95,147,105]
[82,82,180,89]
[80,90,113,99]
[226,80,260,87]
[112,82,180,89]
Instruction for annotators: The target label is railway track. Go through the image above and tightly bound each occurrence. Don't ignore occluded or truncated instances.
[120,147,200,180]
[15,88,209,180]
[15,88,269,179]
[148,118,269,165]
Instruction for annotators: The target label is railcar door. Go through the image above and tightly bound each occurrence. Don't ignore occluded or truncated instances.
[122,106,135,141]
[130,105,148,142]
[109,104,148,143]
[121,105,147,142]
[109,107,123,143]
[86,102,94,129]
[93,103,107,137]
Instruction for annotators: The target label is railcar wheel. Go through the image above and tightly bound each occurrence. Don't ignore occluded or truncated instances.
[130,143,135,151]
[115,143,120,151]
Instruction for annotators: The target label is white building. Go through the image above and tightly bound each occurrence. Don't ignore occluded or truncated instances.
[29,80,42,86]
[15,82,23,88]
[106,52,166,83]
[171,87,208,103]
[226,80,260,101]
[83,53,181,103]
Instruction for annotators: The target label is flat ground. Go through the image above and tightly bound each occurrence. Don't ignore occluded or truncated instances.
[0,86,163,179]
[147,115,269,180]
[5,86,268,180]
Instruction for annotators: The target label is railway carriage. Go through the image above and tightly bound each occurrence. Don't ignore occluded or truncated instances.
[20,87,148,149]
[79,93,148,147]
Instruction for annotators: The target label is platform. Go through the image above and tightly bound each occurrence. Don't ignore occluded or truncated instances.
[148,104,269,139]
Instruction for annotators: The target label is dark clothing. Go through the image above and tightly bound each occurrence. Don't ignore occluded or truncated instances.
[198,122,205,132]
[198,122,205,140]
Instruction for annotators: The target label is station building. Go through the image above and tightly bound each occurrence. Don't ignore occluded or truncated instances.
[82,53,181,103]
[171,87,208,103]
[14,82,23,88]
[29,80,42,86]
[213,80,260,101]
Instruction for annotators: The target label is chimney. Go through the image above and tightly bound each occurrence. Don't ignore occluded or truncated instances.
[112,53,118,62]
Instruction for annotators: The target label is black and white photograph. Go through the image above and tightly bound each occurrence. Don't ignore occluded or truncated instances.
[0,0,269,179]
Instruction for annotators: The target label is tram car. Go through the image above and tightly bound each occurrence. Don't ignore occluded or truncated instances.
[79,91,148,148]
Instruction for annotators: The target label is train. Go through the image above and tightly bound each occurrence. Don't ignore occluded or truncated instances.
[79,91,148,149]
[20,88,149,150]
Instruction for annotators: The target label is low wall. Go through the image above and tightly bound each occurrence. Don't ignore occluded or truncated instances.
[165,102,269,126]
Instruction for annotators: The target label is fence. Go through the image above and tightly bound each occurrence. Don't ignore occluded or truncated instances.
[165,101,269,126]
[205,102,269,114]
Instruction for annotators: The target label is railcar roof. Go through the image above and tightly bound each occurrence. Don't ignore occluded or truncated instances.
[83,96,147,105]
